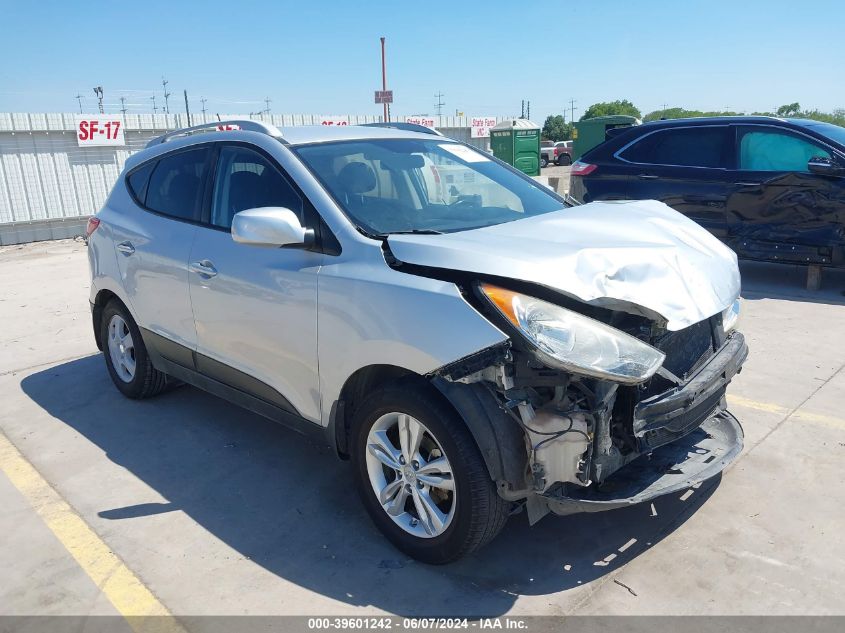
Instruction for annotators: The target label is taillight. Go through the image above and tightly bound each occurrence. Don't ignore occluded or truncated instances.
[570,161,597,177]
[86,217,101,237]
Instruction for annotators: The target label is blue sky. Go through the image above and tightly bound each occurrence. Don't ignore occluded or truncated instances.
[1,0,842,123]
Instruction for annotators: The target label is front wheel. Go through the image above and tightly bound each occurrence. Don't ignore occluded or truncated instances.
[540,156,549,168]
[557,154,572,166]
[351,380,509,564]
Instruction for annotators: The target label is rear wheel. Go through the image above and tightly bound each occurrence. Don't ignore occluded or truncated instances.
[540,156,549,168]
[351,379,509,564]
[101,300,168,399]
[557,154,572,166]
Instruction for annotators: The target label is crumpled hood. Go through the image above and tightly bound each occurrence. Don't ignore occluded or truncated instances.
[387,199,740,331]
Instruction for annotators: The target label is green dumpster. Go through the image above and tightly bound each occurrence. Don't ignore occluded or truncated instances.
[490,119,541,176]
[572,115,639,161]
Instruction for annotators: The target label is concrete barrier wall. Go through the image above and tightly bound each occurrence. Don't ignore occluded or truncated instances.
[0,113,493,245]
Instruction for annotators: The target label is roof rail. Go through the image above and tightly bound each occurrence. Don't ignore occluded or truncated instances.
[145,119,283,149]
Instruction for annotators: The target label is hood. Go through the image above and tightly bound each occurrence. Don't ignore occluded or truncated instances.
[387,199,740,331]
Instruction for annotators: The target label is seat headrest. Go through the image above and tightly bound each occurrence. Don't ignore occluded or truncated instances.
[337,162,376,194]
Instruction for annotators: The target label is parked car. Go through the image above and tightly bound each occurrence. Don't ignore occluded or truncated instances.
[87,120,747,564]
[570,116,845,267]
[540,140,554,168]
[555,140,573,165]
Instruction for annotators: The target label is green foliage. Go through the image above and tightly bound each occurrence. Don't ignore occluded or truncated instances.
[643,107,741,122]
[542,115,574,142]
[776,102,801,117]
[580,100,641,121]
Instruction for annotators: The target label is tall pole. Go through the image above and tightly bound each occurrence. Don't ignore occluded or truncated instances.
[184,90,192,126]
[162,77,171,114]
[569,98,577,124]
[201,97,207,116]
[75,94,83,114]
[119,96,127,115]
[380,37,388,122]
[151,95,157,114]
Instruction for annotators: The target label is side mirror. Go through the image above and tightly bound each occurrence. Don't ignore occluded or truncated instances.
[231,207,315,248]
[808,156,845,177]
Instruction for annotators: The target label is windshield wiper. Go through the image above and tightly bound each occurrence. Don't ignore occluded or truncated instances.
[384,229,444,236]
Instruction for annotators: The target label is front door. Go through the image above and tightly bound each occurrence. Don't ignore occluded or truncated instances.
[727,125,844,263]
[188,144,323,422]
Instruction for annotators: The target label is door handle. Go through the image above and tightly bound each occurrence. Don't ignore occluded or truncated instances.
[734,181,762,187]
[116,241,135,255]
[189,260,218,278]
[637,174,659,180]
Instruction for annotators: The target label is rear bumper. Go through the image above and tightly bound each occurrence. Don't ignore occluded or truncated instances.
[544,409,743,515]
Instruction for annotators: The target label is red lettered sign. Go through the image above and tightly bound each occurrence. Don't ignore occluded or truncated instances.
[76,115,125,147]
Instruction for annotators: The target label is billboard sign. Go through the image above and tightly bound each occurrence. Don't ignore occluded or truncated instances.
[374,90,394,104]
[471,116,497,138]
[76,115,125,147]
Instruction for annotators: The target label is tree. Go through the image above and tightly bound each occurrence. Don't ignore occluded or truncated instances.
[580,100,641,121]
[776,102,801,117]
[542,115,573,142]
[643,107,741,122]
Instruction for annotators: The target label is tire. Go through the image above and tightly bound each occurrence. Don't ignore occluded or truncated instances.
[351,378,509,564]
[540,156,549,168]
[100,299,168,399]
[557,154,572,166]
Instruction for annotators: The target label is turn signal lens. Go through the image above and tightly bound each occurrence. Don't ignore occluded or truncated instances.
[85,217,100,237]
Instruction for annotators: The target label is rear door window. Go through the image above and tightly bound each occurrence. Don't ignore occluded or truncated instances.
[620,127,730,168]
[738,128,831,172]
[145,147,210,221]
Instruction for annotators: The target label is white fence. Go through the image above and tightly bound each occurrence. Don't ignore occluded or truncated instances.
[0,112,495,245]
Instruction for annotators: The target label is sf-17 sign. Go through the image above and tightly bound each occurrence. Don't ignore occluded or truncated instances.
[76,115,125,147]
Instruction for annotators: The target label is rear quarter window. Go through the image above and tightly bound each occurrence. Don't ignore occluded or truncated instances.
[620,126,730,168]
[126,162,155,204]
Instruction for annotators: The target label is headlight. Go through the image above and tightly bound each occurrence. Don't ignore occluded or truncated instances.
[479,283,665,384]
[722,298,741,333]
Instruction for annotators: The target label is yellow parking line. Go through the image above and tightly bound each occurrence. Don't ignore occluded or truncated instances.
[0,431,186,633]
[728,394,845,431]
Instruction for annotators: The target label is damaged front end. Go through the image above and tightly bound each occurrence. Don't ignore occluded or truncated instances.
[431,284,748,525]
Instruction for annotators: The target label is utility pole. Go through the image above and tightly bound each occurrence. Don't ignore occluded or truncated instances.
[184,90,192,127]
[75,94,83,114]
[380,37,389,123]
[119,96,127,115]
[521,100,525,118]
[162,77,171,114]
[151,95,158,114]
[93,86,104,113]
[263,97,272,115]
[434,92,445,116]
[568,98,577,123]
[661,103,668,118]
[200,97,208,117]
[527,101,530,120]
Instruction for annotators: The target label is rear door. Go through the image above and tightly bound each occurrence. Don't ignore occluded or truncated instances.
[727,125,845,262]
[114,145,211,355]
[619,126,734,236]
[187,143,323,423]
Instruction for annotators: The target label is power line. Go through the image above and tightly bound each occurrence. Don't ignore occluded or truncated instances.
[434,92,445,116]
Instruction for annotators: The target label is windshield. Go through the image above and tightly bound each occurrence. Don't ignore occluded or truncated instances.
[293,139,566,235]
[802,121,845,149]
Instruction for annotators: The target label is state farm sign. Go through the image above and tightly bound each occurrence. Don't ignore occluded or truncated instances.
[405,116,436,129]
[76,115,125,147]
[471,117,496,138]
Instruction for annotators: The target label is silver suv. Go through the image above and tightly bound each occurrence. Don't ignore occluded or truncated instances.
[87,120,747,564]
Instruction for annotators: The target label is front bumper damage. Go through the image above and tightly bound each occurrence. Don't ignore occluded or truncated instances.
[434,320,748,524]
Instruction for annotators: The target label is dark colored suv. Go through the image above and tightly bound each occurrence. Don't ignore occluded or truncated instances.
[569,117,845,267]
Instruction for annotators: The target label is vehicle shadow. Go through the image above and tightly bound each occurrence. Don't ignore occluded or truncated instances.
[740,260,845,305]
[21,355,719,617]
